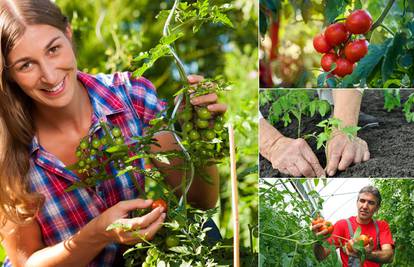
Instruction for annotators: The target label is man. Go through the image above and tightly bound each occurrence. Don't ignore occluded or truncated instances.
[260,89,370,177]
[312,186,394,266]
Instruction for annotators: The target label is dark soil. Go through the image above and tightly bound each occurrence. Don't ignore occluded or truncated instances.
[260,89,414,178]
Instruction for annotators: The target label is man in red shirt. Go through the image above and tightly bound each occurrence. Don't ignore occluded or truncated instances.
[312,185,394,266]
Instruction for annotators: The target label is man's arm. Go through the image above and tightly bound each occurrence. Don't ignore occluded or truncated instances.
[313,242,330,261]
[366,244,394,263]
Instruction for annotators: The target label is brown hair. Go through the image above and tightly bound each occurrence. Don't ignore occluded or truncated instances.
[0,0,69,230]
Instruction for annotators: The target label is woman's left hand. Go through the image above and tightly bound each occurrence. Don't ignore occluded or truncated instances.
[187,74,227,115]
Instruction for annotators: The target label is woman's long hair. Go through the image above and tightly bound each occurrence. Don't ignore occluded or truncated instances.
[0,0,69,233]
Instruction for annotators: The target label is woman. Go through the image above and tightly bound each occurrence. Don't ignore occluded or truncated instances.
[0,0,226,266]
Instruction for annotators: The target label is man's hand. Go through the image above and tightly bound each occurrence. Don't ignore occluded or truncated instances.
[269,137,325,178]
[345,237,374,258]
[326,132,370,176]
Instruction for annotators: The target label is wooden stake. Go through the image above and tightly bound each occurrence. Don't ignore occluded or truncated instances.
[228,124,240,267]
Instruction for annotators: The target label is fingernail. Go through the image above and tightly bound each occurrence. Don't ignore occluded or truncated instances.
[161,213,166,219]
[328,170,334,176]
[145,199,152,204]
[190,98,197,105]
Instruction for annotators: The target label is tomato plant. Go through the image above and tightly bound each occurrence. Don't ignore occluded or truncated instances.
[63,0,258,266]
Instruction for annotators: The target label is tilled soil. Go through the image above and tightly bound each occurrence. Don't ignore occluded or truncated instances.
[260,89,414,178]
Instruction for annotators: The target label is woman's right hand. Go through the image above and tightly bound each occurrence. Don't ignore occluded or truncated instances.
[94,198,166,245]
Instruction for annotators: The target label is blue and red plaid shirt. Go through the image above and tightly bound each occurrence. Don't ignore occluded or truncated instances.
[3,71,166,267]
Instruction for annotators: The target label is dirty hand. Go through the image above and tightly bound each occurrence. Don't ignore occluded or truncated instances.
[326,132,370,176]
[269,136,325,178]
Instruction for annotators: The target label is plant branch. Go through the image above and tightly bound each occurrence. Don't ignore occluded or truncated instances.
[371,0,395,32]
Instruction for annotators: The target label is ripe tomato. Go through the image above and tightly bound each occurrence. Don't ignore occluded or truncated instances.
[344,39,369,62]
[347,234,371,253]
[313,34,332,53]
[346,9,372,34]
[321,53,338,72]
[165,235,180,248]
[151,199,168,211]
[324,23,349,47]
[334,58,354,77]
[311,217,325,226]
[320,221,334,235]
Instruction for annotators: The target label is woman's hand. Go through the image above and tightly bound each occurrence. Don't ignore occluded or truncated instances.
[94,199,166,245]
[187,74,227,115]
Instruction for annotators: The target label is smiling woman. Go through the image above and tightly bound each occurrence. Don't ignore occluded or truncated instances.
[0,0,228,266]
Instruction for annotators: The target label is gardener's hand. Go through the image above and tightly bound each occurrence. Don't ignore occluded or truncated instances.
[187,74,227,115]
[345,238,374,258]
[268,136,325,178]
[311,223,329,237]
[94,199,166,245]
[326,132,370,176]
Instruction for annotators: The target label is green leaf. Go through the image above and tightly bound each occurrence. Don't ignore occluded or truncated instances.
[106,144,128,153]
[324,0,346,24]
[154,154,170,164]
[382,33,406,81]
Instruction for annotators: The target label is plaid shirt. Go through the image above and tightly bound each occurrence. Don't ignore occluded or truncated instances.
[3,71,165,267]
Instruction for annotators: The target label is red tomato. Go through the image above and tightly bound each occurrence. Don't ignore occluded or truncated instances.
[344,39,369,62]
[320,221,334,235]
[324,23,349,47]
[346,9,373,34]
[313,34,332,53]
[311,217,325,226]
[334,58,354,77]
[321,53,338,72]
[151,199,168,211]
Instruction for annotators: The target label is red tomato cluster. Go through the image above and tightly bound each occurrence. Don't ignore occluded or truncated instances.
[346,234,371,253]
[313,9,372,77]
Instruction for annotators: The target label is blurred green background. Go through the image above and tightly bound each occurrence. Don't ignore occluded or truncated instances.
[0,0,258,263]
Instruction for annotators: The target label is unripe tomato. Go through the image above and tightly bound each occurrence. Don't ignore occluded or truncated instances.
[92,139,100,149]
[321,53,338,72]
[196,107,212,120]
[334,58,354,77]
[344,39,369,62]
[80,140,89,150]
[165,235,180,248]
[346,9,372,34]
[151,199,168,211]
[196,118,209,129]
[202,129,216,140]
[178,110,192,121]
[182,122,193,132]
[112,127,122,138]
[115,137,124,145]
[188,130,200,141]
[75,150,82,158]
[313,34,332,53]
[324,23,349,47]
[213,121,224,132]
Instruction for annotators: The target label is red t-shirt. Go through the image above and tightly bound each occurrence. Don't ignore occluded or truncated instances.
[327,216,394,267]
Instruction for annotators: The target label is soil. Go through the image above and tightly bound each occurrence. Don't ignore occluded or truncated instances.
[260,89,414,178]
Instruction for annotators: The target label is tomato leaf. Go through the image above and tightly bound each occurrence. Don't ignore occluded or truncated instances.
[324,0,346,24]
[382,32,407,81]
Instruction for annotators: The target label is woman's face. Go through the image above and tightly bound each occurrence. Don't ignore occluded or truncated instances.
[7,24,78,109]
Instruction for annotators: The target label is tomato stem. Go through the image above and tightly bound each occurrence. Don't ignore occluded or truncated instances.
[368,0,395,39]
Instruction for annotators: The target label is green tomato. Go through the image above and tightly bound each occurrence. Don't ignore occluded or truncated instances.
[75,150,82,158]
[196,118,209,129]
[213,121,224,132]
[192,141,203,150]
[203,129,216,140]
[205,143,215,150]
[196,107,212,120]
[78,160,86,168]
[179,110,193,121]
[189,130,200,141]
[92,139,100,149]
[112,127,122,138]
[115,137,124,145]
[182,122,193,132]
[80,140,88,150]
[215,115,224,123]
[100,137,108,145]
[165,235,180,248]
[90,149,97,156]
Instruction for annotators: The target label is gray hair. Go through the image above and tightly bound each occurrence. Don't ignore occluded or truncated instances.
[358,185,381,207]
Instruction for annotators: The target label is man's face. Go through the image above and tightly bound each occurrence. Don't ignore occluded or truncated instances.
[357,192,379,220]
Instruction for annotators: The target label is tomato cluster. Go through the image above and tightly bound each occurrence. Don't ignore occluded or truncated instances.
[179,106,229,164]
[312,217,334,235]
[346,234,371,253]
[313,9,372,77]
[74,126,128,184]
